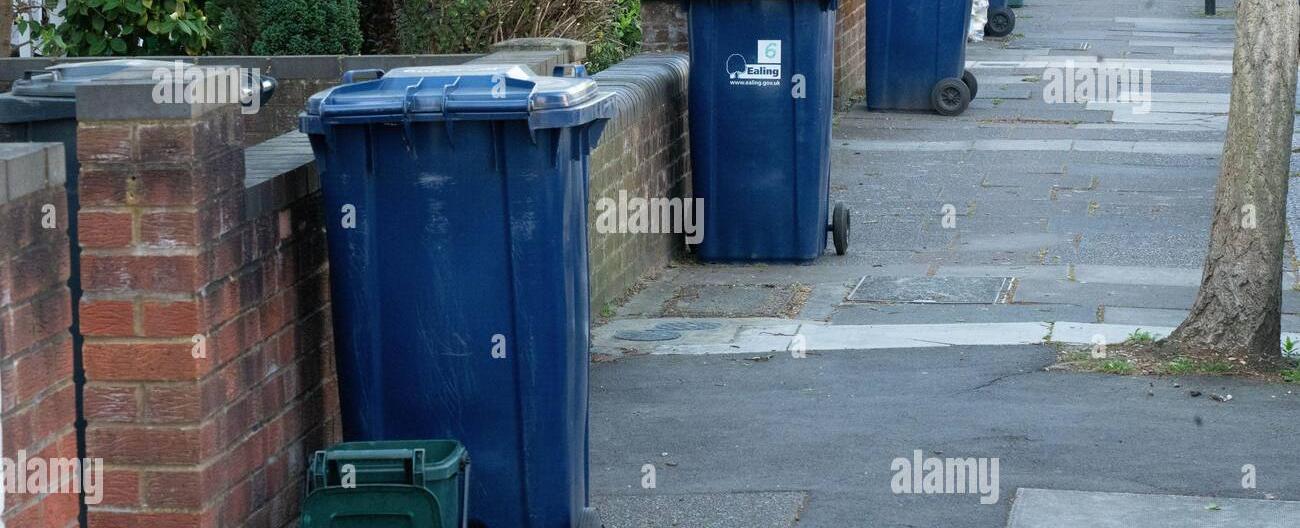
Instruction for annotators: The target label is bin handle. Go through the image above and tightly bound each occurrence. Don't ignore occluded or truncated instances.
[341,68,385,84]
[553,64,588,78]
[323,448,426,487]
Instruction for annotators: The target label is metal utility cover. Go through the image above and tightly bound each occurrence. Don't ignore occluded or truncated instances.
[847,276,1013,304]
[613,329,683,342]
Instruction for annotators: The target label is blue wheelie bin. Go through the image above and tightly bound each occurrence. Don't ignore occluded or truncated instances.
[300,64,613,528]
[867,0,977,116]
[688,0,850,261]
[986,0,1017,37]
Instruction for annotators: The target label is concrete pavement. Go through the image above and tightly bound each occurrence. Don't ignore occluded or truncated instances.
[590,346,1300,527]
[592,0,1300,525]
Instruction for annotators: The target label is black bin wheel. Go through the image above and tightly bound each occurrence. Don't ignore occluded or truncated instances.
[578,507,603,528]
[829,202,850,256]
[931,77,971,116]
[986,7,1016,38]
[962,69,979,100]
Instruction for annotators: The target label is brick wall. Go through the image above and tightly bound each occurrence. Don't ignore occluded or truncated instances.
[642,0,690,53]
[587,55,692,311]
[74,71,340,528]
[0,44,693,528]
[0,143,80,528]
[640,0,867,109]
[834,0,867,109]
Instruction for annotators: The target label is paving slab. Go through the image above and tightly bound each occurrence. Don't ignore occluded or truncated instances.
[662,284,801,318]
[1013,279,1199,309]
[976,84,1034,100]
[590,492,807,528]
[1072,231,1210,267]
[595,316,1299,355]
[1050,321,1173,344]
[1007,488,1300,528]
[1100,306,1193,327]
[846,276,1013,304]
[805,322,1052,347]
[830,303,1099,326]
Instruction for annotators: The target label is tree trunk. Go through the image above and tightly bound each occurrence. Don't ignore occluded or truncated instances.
[1164,0,1300,368]
[0,2,15,58]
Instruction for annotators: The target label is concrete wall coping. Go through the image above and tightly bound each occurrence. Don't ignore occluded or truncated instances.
[491,38,588,62]
[0,142,65,204]
[74,66,242,121]
[0,54,479,82]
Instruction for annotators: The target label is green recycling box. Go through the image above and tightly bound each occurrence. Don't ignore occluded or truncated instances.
[302,440,469,528]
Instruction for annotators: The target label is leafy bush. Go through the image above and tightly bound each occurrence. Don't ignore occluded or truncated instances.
[251,0,362,55]
[24,0,214,56]
[206,0,259,54]
[357,0,400,54]
[391,0,641,71]
[587,0,641,72]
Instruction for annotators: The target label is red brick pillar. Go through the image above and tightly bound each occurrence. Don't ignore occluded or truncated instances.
[1,143,79,527]
[75,71,247,528]
[835,0,867,109]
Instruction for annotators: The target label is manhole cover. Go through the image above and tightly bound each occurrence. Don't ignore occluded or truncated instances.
[613,329,682,342]
[846,276,1013,304]
[654,321,723,331]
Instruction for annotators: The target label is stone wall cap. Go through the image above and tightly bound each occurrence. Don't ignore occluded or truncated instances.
[490,38,587,62]
[0,142,63,204]
[74,67,242,121]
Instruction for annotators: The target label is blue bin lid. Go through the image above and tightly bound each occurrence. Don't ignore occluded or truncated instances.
[304,64,612,130]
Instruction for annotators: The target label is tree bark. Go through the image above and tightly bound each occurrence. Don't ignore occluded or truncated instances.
[0,2,15,58]
[1164,0,1300,368]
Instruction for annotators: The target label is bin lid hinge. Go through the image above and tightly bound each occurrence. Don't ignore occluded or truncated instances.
[440,77,461,150]
[402,77,428,158]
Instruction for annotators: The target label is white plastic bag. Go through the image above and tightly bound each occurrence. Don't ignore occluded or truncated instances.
[969,0,989,42]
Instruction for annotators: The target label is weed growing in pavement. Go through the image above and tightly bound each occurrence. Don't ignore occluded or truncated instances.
[1057,350,1136,374]
[1098,359,1135,374]
[1165,357,1195,375]
[1159,357,1235,375]
[1282,363,1300,383]
[1124,328,1156,345]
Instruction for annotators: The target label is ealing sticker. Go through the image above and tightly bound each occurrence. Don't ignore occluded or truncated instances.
[726,39,782,87]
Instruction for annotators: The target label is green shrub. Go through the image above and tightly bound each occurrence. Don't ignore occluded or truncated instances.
[251,0,362,55]
[588,0,641,72]
[1098,359,1135,375]
[208,0,259,54]
[357,0,401,54]
[27,0,214,56]
[1283,363,1300,383]
[391,0,642,71]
